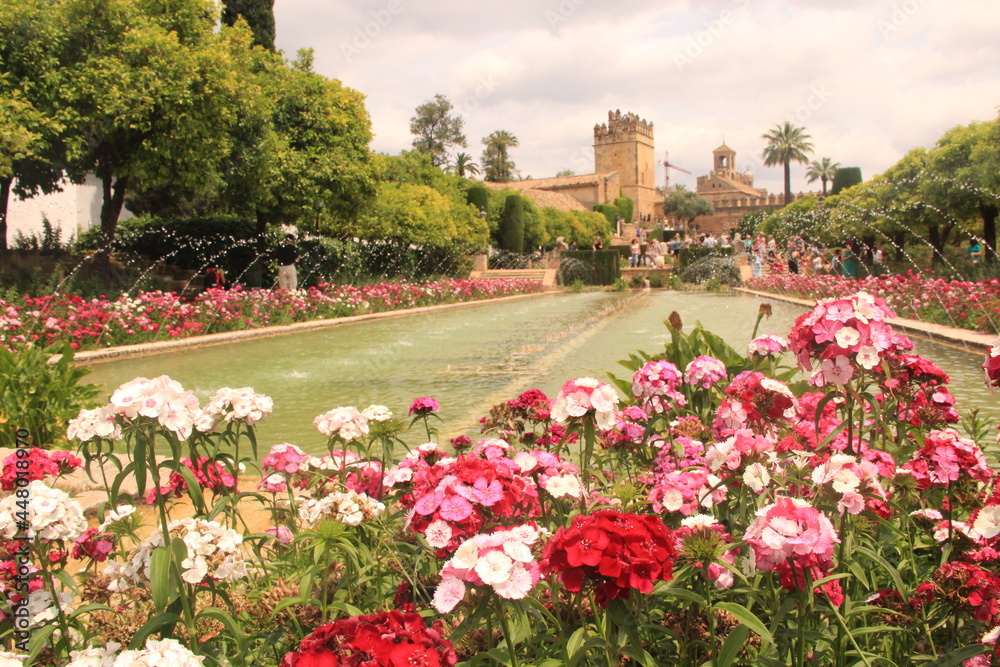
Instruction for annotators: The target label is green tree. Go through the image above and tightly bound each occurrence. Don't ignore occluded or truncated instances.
[614,196,635,224]
[410,94,466,168]
[761,121,814,205]
[556,169,575,177]
[221,0,275,50]
[927,119,1000,263]
[830,167,863,195]
[0,0,66,252]
[662,186,714,229]
[806,157,840,197]
[498,194,525,253]
[481,130,519,183]
[449,152,479,178]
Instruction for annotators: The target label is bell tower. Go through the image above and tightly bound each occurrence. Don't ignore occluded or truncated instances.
[593,110,656,222]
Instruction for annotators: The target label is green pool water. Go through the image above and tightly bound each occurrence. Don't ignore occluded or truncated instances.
[83,291,1000,455]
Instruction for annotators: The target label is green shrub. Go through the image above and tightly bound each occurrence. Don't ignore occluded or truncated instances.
[613,196,634,223]
[677,245,735,269]
[649,273,665,288]
[630,274,644,288]
[570,279,585,293]
[665,275,683,290]
[831,167,863,195]
[704,277,723,292]
[559,249,621,286]
[499,195,526,254]
[592,204,620,226]
[0,343,100,449]
[466,184,489,214]
[611,277,628,292]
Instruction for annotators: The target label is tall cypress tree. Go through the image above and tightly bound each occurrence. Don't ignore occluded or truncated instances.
[221,0,276,51]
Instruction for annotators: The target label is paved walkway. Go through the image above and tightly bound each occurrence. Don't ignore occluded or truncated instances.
[737,288,996,351]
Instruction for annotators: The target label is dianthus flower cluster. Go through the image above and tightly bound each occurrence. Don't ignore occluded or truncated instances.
[71,528,116,563]
[925,561,1000,625]
[506,389,551,421]
[106,376,202,440]
[0,480,87,542]
[703,429,777,478]
[195,386,273,432]
[683,356,728,389]
[65,406,121,442]
[631,360,686,413]
[0,449,81,491]
[408,397,440,416]
[541,510,676,603]
[382,443,451,488]
[281,610,457,667]
[984,338,1000,389]
[432,524,543,612]
[876,353,958,427]
[401,449,541,554]
[512,449,583,500]
[550,377,619,430]
[298,490,386,526]
[646,468,727,516]
[902,428,994,490]
[810,453,888,515]
[788,291,909,387]
[651,436,706,474]
[601,405,651,450]
[72,638,203,667]
[747,333,789,357]
[314,406,369,441]
[308,449,384,498]
[674,515,737,589]
[106,518,246,590]
[258,443,311,493]
[146,457,237,503]
[713,371,797,437]
[744,497,839,574]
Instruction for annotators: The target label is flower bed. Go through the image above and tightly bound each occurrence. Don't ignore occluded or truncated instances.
[6,291,1000,665]
[746,272,1000,334]
[0,278,546,351]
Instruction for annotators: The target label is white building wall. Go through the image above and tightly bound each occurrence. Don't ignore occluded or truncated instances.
[6,174,132,246]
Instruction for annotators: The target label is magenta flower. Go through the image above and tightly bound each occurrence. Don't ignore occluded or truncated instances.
[409,397,441,416]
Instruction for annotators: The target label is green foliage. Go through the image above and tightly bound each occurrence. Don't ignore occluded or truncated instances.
[735,211,766,239]
[221,0,275,50]
[611,277,628,291]
[613,196,634,223]
[830,167,863,195]
[409,94,467,168]
[662,187,714,226]
[0,342,99,448]
[704,277,723,292]
[761,121,814,205]
[677,245,735,268]
[465,184,489,213]
[592,203,620,226]
[569,279,585,292]
[558,249,621,286]
[498,194,526,254]
[481,130,518,183]
[11,216,72,255]
[648,273,665,288]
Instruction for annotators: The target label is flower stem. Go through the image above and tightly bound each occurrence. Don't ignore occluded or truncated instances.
[495,597,521,667]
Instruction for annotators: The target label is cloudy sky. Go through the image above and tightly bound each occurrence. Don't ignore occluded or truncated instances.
[273,0,999,196]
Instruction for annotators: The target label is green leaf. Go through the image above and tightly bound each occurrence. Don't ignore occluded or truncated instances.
[716,624,751,667]
[713,601,773,649]
[149,545,174,611]
[923,645,990,666]
[129,613,184,650]
[198,607,247,654]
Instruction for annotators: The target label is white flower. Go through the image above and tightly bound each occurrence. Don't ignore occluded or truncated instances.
[432,576,466,614]
[424,519,452,548]
[474,551,514,585]
[298,490,384,526]
[451,540,480,570]
[67,644,121,667]
[973,506,1000,540]
[27,589,74,625]
[361,405,393,422]
[742,463,770,494]
[0,653,26,667]
[112,638,203,667]
[542,474,582,499]
[314,407,369,440]
[0,481,87,542]
[99,505,137,531]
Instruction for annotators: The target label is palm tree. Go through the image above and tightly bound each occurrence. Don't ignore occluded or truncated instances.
[481,130,519,182]
[449,152,479,178]
[761,122,814,205]
[806,157,840,197]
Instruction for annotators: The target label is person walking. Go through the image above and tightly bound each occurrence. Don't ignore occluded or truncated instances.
[275,234,299,290]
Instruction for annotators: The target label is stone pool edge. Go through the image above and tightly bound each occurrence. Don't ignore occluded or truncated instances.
[64,291,557,366]
[737,288,995,351]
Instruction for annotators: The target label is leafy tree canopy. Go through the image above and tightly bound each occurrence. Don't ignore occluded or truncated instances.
[410,94,466,168]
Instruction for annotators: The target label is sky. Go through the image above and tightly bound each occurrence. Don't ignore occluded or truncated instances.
[272,0,1000,196]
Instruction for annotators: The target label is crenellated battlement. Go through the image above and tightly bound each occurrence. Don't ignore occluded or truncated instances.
[593,109,654,145]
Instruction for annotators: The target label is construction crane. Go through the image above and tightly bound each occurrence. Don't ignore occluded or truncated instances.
[662,151,691,191]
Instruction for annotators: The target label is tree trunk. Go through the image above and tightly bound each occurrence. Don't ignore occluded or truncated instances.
[893,230,906,262]
[96,172,128,266]
[0,177,10,254]
[783,161,792,206]
[821,177,828,197]
[981,203,998,266]
[928,224,945,266]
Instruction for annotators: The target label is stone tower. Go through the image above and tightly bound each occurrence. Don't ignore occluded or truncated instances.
[593,110,656,222]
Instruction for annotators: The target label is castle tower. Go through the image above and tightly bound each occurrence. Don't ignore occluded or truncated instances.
[593,110,656,222]
[713,143,737,177]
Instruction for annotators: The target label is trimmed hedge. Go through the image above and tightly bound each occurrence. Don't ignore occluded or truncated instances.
[613,196,634,223]
[499,194,526,254]
[831,167,863,195]
[592,204,620,226]
[559,249,621,286]
[466,185,489,213]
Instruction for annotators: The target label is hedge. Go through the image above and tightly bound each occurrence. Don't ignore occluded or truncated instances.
[559,249,621,286]
[677,245,736,269]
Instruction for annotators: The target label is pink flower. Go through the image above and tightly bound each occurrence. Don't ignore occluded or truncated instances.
[684,356,727,389]
[744,497,839,572]
[409,397,441,416]
[550,378,619,430]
